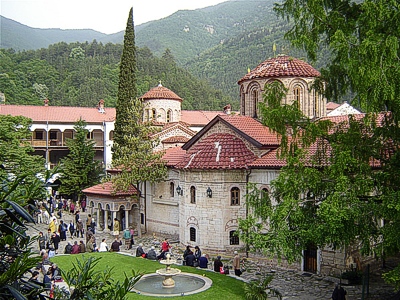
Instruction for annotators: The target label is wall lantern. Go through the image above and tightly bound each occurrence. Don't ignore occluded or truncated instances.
[176,185,183,196]
[206,187,212,198]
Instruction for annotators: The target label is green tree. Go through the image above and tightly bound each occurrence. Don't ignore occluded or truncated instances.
[111,8,167,206]
[112,7,137,161]
[239,0,400,289]
[59,119,103,201]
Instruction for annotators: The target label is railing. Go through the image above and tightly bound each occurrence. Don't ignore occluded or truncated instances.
[27,139,105,147]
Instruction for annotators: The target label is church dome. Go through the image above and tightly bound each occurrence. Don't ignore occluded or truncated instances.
[140,83,182,102]
[238,55,321,84]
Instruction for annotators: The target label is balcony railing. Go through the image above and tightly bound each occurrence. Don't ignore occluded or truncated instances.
[27,139,105,147]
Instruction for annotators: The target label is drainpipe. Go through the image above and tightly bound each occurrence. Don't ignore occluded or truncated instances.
[102,121,106,167]
[245,168,252,258]
[46,120,49,169]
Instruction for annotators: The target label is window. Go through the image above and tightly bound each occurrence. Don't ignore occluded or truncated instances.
[314,91,319,117]
[252,89,258,118]
[261,188,269,203]
[141,213,145,225]
[35,131,43,140]
[152,108,157,120]
[166,110,172,123]
[231,187,240,206]
[294,85,302,110]
[170,182,175,197]
[230,230,239,245]
[190,227,196,242]
[109,131,114,140]
[190,186,196,204]
[49,131,57,140]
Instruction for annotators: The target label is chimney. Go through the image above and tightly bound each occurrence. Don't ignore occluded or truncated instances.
[98,99,105,113]
[44,99,49,106]
[223,104,231,114]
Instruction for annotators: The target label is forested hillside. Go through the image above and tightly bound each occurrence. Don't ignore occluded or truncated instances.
[0,42,232,110]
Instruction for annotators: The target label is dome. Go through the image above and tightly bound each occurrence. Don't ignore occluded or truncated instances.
[140,83,182,102]
[238,55,321,84]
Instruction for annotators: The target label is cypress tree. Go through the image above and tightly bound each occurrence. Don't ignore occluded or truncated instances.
[112,7,137,161]
[111,8,167,197]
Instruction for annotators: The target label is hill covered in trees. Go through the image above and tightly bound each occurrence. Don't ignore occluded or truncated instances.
[0,41,232,110]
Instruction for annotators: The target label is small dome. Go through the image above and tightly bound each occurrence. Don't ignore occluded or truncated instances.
[238,55,320,84]
[140,84,182,102]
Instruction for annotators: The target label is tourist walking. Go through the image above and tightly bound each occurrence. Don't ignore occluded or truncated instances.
[113,218,120,238]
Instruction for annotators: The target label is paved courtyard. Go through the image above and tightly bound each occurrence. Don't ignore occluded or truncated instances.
[27,210,398,299]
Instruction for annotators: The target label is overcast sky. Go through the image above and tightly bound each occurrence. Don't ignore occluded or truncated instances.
[0,0,228,34]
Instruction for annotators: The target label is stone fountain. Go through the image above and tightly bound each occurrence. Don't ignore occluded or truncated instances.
[156,253,181,288]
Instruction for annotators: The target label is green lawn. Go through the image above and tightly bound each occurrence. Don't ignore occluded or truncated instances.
[52,252,246,299]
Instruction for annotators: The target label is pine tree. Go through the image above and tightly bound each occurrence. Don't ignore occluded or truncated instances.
[59,119,103,201]
[111,8,167,196]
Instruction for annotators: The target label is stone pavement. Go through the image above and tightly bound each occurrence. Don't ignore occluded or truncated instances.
[26,209,398,300]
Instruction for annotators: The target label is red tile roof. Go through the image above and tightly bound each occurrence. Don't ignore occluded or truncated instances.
[238,55,321,84]
[140,84,182,102]
[326,102,341,111]
[175,133,257,169]
[0,104,116,123]
[218,115,281,146]
[162,147,186,166]
[181,111,225,126]
[82,181,137,196]
[162,136,190,143]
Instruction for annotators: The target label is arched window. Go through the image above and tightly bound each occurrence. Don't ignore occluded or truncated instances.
[109,130,114,141]
[152,108,157,120]
[261,188,270,205]
[314,91,319,117]
[170,182,175,197]
[166,110,172,123]
[293,85,302,110]
[252,89,258,118]
[190,186,196,204]
[190,227,196,242]
[229,230,239,245]
[241,90,246,115]
[231,187,240,206]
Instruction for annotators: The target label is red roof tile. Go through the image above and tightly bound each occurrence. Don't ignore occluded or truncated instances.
[218,115,281,146]
[326,102,341,111]
[162,136,190,143]
[238,55,321,84]
[140,84,182,102]
[0,104,115,123]
[162,147,186,166]
[181,111,225,126]
[82,181,137,196]
[176,133,257,169]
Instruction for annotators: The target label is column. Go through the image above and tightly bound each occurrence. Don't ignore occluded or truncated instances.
[96,208,101,231]
[103,209,109,232]
[124,209,129,230]
[137,207,142,238]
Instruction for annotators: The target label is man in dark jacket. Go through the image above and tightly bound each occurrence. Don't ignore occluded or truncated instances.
[111,238,122,252]
[185,253,195,267]
[214,256,223,272]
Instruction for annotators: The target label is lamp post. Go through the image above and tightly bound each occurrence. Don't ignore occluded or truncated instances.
[176,185,183,196]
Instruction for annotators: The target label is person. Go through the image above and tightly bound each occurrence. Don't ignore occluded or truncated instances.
[48,217,56,234]
[332,283,347,300]
[38,231,46,251]
[111,237,122,252]
[76,219,84,238]
[129,227,135,249]
[50,232,60,254]
[185,252,195,267]
[157,237,171,260]
[79,240,86,253]
[50,263,62,281]
[58,220,67,241]
[147,246,157,260]
[194,246,202,262]
[64,242,73,254]
[45,229,52,249]
[233,251,242,276]
[69,201,75,214]
[113,218,120,238]
[183,246,193,265]
[43,269,53,291]
[123,228,131,250]
[48,247,56,258]
[91,217,96,234]
[136,243,146,257]
[199,254,208,268]
[75,210,80,224]
[214,255,224,273]
[71,241,80,254]
[86,236,95,253]
[86,214,93,231]
[68,221,75,238]
[98,238,109,252]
